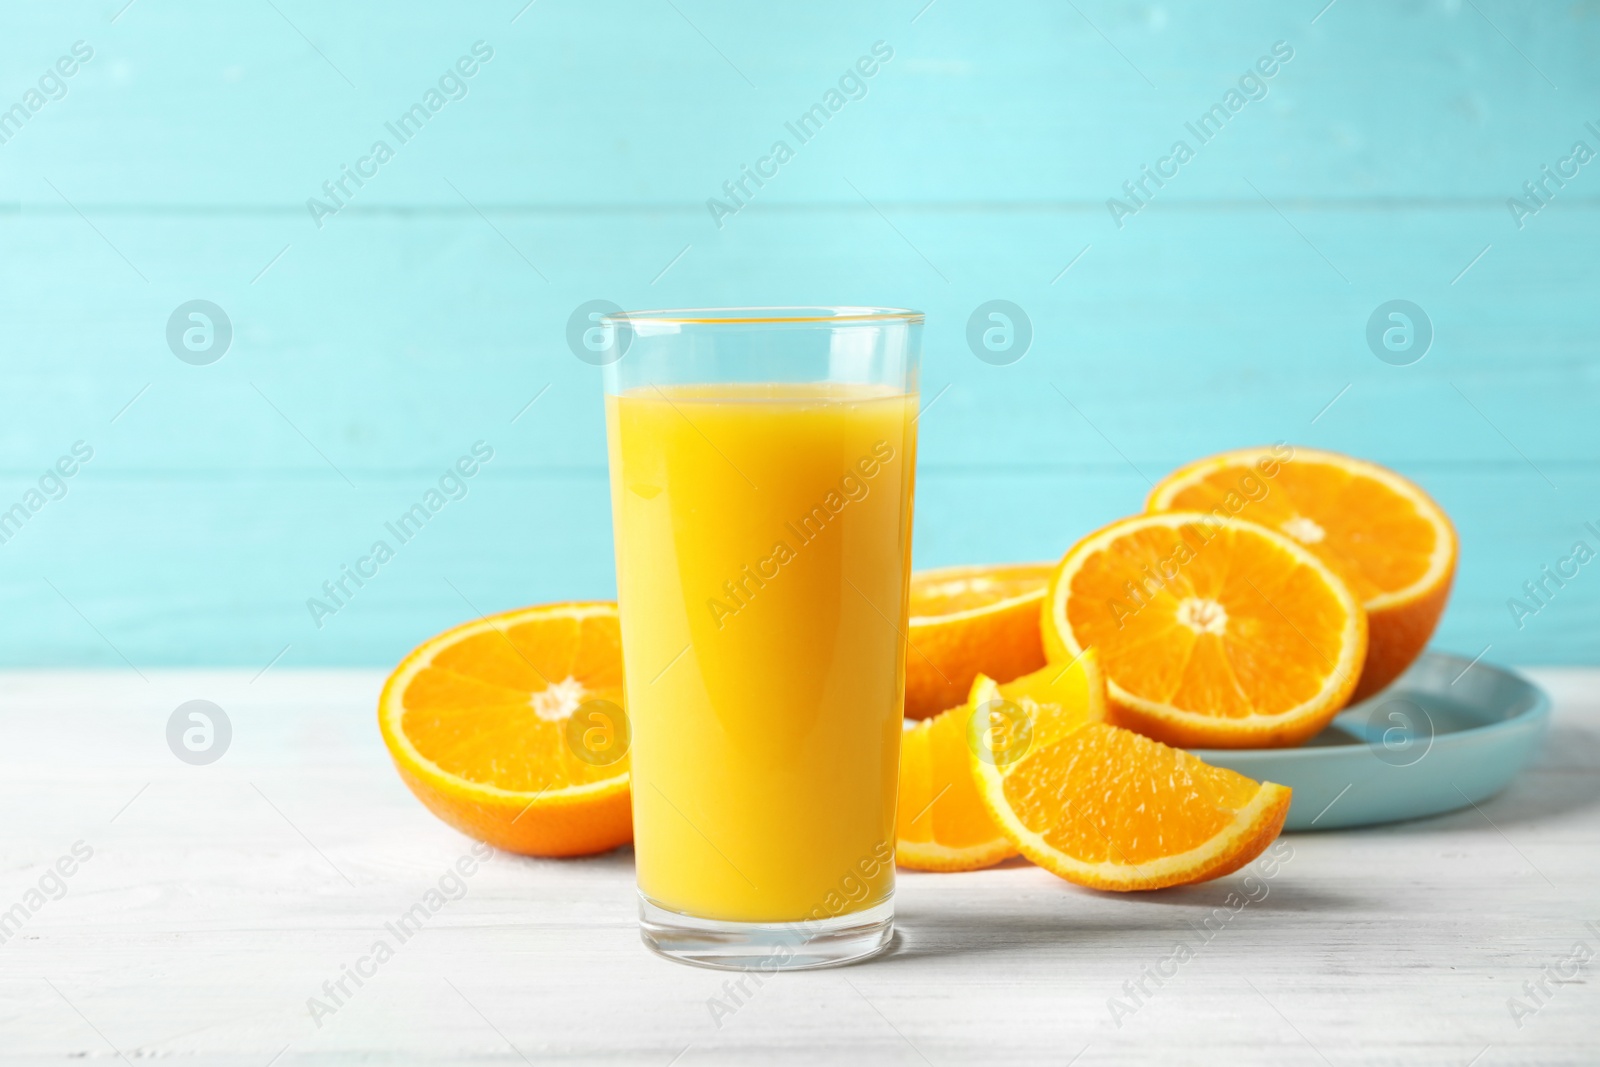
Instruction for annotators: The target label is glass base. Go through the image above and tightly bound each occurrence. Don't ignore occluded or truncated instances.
[638,893,894,971]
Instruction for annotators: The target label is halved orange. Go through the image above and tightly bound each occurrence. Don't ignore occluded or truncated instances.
[378,601,632,857]
[896,651,1106,871]
[1147,446,1456,701]
[971,693,1291,891]
[905,562,1053,718]
[1042,512,1367,748]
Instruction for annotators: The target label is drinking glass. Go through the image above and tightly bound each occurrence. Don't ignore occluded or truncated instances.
[601,307,921,969]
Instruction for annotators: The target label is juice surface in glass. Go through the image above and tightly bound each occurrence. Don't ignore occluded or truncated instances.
[606,381,917,924]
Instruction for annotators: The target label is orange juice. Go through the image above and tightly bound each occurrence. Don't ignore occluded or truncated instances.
[606,382,917,924]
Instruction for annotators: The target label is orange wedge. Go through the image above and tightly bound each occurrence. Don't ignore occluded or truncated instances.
[378,601,632,857]
[971,691,1291,891]
[896,651,1106,871]
[896,712,1016,871]
[1147,446,1456,701]
[905,562,1053,718]
[1042,512,1367,748]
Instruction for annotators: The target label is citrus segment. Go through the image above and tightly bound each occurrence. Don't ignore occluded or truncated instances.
[972,713,1291,891]
[905,562,1053,718]
[379,601,632,857]
[896,651,1106,871]
[1043,512,1367,748]
[1147,446,1455,701]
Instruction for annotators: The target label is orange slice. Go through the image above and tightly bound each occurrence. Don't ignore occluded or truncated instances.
[1147,446,1456,701]
[971,688,1292,891]
[896,651,1106,871]
[1042,512,1367,748]
[378,601,632,856]
[905,562,1053,718]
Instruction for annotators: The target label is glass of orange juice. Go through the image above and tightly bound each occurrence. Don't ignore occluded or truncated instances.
[601,307,921,969]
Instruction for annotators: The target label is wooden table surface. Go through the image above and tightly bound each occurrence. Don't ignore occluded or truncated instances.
[2,668,1597,1065]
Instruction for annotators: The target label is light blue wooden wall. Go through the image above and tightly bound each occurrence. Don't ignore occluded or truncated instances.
[1,1,1596,669]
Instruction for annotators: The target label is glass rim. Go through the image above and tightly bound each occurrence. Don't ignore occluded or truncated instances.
[601,306,924,326]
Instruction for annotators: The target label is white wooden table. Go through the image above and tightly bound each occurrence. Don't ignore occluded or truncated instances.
[2,668,1596,1066]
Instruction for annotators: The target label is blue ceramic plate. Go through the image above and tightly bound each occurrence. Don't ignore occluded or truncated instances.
[1190,650,1551,831]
